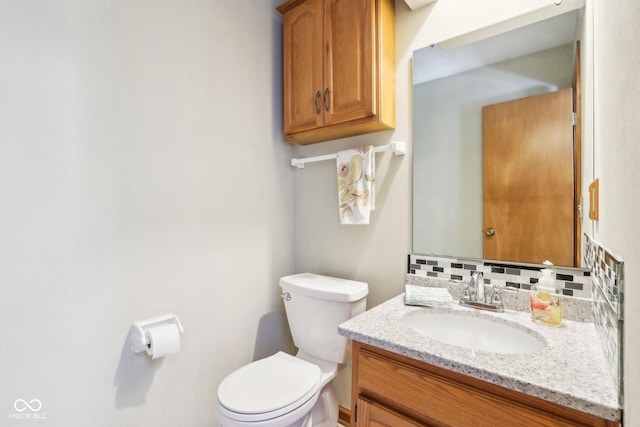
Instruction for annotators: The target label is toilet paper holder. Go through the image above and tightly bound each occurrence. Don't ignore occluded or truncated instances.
[130,313,184,354]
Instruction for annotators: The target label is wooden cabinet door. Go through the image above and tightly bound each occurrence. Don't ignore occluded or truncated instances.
[356,397,426,427]
[323,0,376,126]
[281,0,324,134]
[278,0,394,144]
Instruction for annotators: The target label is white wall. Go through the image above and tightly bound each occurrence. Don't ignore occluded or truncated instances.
[0,1,294,426]
[591,0,640,422]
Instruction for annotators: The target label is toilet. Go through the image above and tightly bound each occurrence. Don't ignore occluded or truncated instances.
[216,273,368,427]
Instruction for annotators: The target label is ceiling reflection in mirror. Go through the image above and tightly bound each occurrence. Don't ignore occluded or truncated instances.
[412,9,584,267]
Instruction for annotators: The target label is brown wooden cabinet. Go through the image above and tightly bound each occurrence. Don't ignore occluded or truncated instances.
[356,396,426,427]
[277,0,395,144]
[351,342,619,427]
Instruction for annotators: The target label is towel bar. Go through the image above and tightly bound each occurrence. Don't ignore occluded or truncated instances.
[290,141,406,169]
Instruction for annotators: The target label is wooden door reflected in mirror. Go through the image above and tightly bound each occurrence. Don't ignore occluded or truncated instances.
[482,89,575,266]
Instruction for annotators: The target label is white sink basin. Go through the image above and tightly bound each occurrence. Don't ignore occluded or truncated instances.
[402,311,547,354]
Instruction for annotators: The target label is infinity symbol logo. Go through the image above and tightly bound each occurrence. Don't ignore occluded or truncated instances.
[14,399,42,412]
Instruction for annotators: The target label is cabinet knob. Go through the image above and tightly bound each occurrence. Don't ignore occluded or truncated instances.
[314,91,321,114]
[485,228,496,237]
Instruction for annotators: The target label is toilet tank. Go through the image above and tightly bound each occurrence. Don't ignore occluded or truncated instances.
[279,273,368,364]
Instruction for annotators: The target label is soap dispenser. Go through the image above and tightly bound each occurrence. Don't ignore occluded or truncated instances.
[530,261,563,326]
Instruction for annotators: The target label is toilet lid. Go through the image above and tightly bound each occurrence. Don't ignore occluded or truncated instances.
[217,352,322,415]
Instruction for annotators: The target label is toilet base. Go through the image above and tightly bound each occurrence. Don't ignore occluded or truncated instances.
[306,383,338,427]
[281,383,337,427]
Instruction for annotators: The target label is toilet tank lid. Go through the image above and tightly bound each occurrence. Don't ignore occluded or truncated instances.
[279,273,369,302]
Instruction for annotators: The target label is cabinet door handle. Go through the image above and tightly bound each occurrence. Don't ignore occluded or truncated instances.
[323,88,330,111]
[485,228,496,237]
[314,91,321,114]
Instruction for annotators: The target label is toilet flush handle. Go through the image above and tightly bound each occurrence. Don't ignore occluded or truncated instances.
[280,292,291,301]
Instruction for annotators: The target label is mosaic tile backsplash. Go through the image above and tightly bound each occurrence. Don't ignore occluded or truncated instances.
[408,254,593,298]
[583,234,624,406]
[409,233,624,407]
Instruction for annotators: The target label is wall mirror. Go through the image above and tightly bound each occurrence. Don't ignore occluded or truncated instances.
[412,6,589,268]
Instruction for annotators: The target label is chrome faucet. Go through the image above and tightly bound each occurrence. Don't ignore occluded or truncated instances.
[460,272,505,312]
[474,272,485,302]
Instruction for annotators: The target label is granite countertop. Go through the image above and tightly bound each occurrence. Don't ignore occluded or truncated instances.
[339,294,620,421]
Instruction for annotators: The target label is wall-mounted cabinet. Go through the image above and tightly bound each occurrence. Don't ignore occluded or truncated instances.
[277,0,395,144]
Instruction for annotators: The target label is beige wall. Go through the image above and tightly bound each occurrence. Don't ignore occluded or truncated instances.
[294,0,639,420]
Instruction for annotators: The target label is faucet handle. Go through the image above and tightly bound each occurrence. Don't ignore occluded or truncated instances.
[461,281,471,302]
[491,284,504,307]
[484,282,495,304]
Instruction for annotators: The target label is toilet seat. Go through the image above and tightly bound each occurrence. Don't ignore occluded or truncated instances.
[217,352,322,423]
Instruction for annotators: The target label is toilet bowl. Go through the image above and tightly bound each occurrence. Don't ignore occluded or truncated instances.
[216,273,368,427]
[217,352,333,427]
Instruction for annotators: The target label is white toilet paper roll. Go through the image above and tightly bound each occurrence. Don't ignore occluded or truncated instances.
[145,323,181,359]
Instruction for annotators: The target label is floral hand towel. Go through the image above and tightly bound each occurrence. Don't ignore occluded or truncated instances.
[337,145,375,225]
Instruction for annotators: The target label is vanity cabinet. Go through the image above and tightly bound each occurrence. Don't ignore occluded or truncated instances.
[276,0,395,144]
[351,342,619,427]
